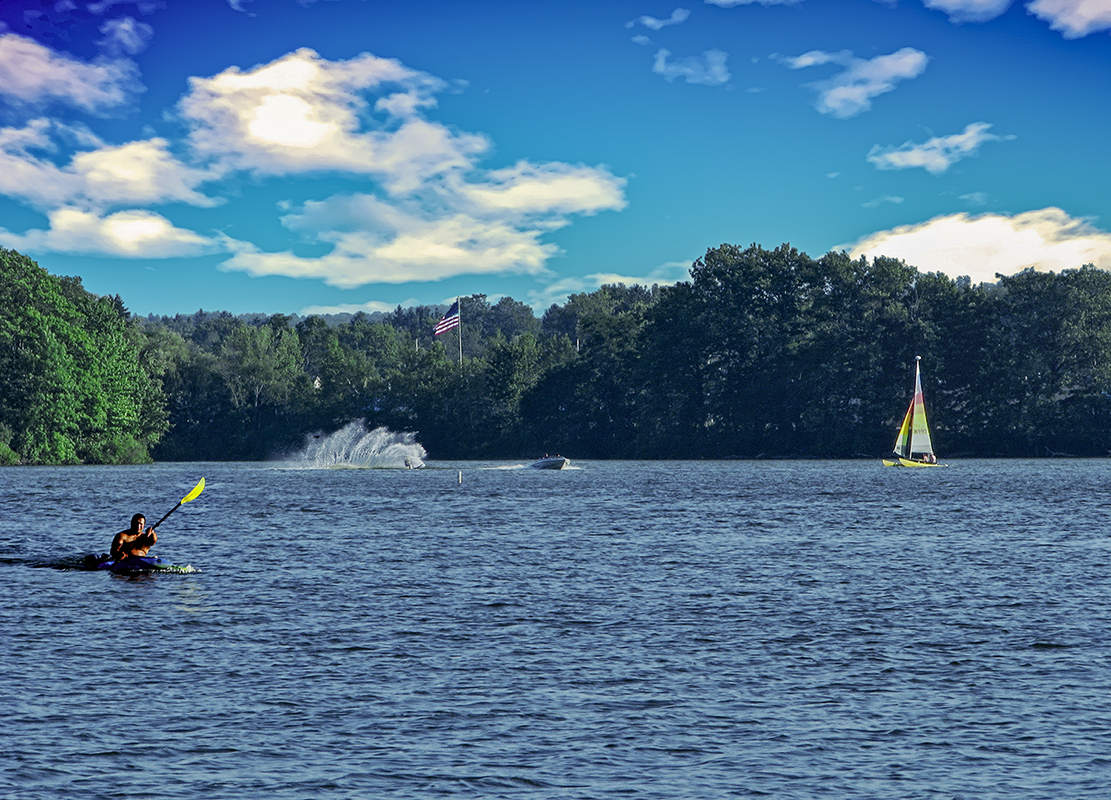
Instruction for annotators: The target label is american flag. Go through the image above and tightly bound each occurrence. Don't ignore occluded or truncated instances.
[434,300,460,335]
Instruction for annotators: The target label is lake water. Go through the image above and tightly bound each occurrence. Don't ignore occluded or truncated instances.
[3,459,1111,799]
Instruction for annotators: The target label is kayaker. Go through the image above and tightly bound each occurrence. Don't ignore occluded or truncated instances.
[110,514,157,562]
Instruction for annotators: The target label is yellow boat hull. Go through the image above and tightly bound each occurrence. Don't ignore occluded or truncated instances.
[882,457,942,467]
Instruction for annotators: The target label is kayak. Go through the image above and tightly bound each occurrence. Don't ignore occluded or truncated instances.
[84,554,198,573]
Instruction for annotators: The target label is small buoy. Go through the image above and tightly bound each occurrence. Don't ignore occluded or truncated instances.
[458,470,462,484]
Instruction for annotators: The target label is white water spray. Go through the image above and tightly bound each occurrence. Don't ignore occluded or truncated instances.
[290,421,427,469]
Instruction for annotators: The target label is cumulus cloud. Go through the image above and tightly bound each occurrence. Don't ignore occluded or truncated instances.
[0,33,141,112]
[866,122,1008,174]
[453,162,627,217]
[779,47,928,118]
[0,44,626,277]
[223,203,557,288]
[179,48,488,192]
[0,120,218,210]
[919,0,1111,37]
[224,159,623,288]
[0,207,222,257]
[652,48,731,85]
[626,8,692,29]
[97,16,154,56]
[1027,0,1111,38]
[175,48,628,287]
[842,208,1111,284]
[921,0,1014,23]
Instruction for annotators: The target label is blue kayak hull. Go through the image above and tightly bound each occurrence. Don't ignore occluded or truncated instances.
[87,555,197,573]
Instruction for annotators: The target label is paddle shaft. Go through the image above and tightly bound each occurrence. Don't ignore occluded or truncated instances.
[152,502,182,530]
[150,478,205,531]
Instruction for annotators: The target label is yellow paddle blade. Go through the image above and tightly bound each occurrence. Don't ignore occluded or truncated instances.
[181,477,205,504]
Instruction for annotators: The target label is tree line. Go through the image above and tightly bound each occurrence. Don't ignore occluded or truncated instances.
[4,242,1111,465]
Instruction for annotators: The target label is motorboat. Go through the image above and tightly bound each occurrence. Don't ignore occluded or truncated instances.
[528,455,569,470]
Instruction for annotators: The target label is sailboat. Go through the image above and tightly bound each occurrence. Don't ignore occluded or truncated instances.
[882,356,942,467]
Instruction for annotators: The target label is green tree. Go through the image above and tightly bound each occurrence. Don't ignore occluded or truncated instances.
[215,322,310,456]
[0,248,167,464]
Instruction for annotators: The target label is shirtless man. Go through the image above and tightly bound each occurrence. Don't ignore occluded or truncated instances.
[110,514,157,562]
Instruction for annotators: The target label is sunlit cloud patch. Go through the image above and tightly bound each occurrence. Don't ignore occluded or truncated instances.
[0,207,221,257]
[0,121,218,210]
[842,208,1111,284]
[179,47,486,192]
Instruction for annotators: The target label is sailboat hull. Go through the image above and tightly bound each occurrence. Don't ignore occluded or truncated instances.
[897,457,941,468]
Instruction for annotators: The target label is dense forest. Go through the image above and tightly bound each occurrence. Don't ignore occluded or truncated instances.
[4,243,1111,465]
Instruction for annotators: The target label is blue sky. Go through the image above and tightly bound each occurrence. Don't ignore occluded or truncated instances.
[1,0,1109,317]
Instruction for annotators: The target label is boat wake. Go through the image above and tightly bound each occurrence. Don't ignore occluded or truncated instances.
[287,421,427,469]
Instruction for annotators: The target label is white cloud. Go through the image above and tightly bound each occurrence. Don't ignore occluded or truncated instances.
[220,190,576,288]
[841,208,1111,284]
[0,207,222,257]
[0,33,140,112]
[866,122,1007,174]
[919,0,1111,36]
[0,46,626,282]
[653,48,731,85]
[779,47,928,118]
[97,16,154,55]
[1026,0,1111,38]
[223,213,555,289]
[454,162,627,217]
[0,120,218,210]
[862,194,905,208]
[631,34,654,45]
[180,48,488,192]
[921,0,1014,23]
[626,8,692,29]
[704,0,802,6]
[174,48,628,288]
[299,299,407,316]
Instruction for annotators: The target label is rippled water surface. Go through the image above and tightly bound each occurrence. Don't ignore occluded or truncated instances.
[4,459,1111,798]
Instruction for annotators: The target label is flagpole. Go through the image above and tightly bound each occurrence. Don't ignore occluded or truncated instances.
[457,296,463,367]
